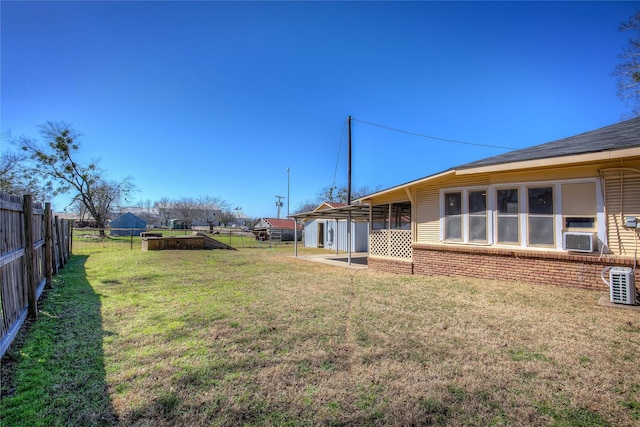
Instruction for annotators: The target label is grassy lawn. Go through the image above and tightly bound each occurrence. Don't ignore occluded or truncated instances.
[2,246,640,426]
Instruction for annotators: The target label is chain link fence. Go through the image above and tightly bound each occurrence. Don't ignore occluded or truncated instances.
[72,227,298,253]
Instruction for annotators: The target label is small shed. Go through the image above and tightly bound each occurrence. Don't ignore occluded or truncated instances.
[110,212,147,236]
[297,202,369,252]
[253,218,302,241]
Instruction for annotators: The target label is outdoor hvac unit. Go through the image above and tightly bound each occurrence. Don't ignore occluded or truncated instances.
[562,232,596,253]
[609,267,636,305]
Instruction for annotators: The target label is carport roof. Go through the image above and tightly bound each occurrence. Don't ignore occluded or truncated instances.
[289,204,376,221]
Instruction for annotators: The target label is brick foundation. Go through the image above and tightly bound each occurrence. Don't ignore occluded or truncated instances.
[368,257,413,275]
[370,243,640,292]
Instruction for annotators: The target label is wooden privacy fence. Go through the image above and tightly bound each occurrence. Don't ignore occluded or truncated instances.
[0,193,71,358]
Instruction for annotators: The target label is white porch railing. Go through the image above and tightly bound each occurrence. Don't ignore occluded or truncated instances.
[369,229,412,260]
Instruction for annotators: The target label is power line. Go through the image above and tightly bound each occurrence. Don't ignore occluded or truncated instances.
[351,117,517,150]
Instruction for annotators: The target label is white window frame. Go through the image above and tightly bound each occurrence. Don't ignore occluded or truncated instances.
[496,186,521,246]
[443,191,463,241]
[440,178,604,251]
[440,186,491,244]
[526,185,555,247]
[468,189,489,243]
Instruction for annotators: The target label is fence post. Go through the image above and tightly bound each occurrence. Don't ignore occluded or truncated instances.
[52,216,59,275]
[60,219,67,262]
[67,220,71,260]
[45,202,53,288]
[23,195,37,319]
[69,221,73,255]
[55,215,64,269]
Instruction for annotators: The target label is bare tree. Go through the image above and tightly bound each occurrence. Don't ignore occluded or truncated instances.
[70,199,90,226]
[198,195,228,233]
[134,198,156,223]
[294,200,320,214]
[317,184,380,204]
[1,150,26,194]
[614,9,640,118]
[0,149,51,200]
[217,209,236,227]
[84,179,134,233]
[17,121,134,234]
[293,184,380,214]
[172,197,199,229]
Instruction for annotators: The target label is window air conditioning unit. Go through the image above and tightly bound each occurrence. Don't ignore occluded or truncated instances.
[562,232,596,253]
[609,267,636,305]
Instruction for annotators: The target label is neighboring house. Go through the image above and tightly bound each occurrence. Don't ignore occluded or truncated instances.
[109,212,147,236]
[253,218,302,241]
[301,202,369,252]
[118,206,162,228]
[156,205,222,228]
[55,212,98,228]
[355,117,640,292]
[231,211,251,227]
[169,219,190,229]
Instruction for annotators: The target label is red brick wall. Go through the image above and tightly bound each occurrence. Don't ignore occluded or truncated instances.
[370,243,640,292]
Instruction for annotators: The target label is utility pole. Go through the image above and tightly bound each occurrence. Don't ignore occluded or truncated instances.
[275,195,284,218]
[286,167,290,217]
[347,115,352,205]
[347,115,352,265]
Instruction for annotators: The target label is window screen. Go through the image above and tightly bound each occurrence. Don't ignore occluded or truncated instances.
[528,187,554,246]
[444,192,462,240]
[468,190,487,242]
[497,189,519,243]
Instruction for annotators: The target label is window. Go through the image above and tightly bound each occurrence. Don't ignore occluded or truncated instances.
[528,186,554,246]
[468,190,487,242]
[371,202,411,230]
[562,182,596,231]
[565,217,595,229]
[444,192,462,240]
[390,202,411,230]
[371,204,389,230]
[440,180,599,250]
[497,189,519,243]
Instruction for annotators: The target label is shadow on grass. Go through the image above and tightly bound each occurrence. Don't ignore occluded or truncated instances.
[0,255,118,426]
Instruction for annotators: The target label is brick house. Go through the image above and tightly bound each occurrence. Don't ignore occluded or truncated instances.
[356,117,640,294]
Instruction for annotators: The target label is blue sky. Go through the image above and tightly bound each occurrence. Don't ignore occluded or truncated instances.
[1,1,637,218]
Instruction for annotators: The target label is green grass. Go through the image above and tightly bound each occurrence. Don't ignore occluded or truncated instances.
[0,256,116,426]
[2,247,640,426]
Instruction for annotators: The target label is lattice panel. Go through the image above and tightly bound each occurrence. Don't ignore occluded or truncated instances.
[389,230,412,259]
[370,231,388,257]
[369,230,412,260]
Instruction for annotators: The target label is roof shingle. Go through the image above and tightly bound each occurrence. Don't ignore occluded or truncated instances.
[458,116,640,170]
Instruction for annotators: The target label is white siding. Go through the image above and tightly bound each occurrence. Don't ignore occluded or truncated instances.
[602,168,640,256]
[415,187,439,243]
[329,220,369,252]
[303,219,368,252]
[303,219,319,247]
